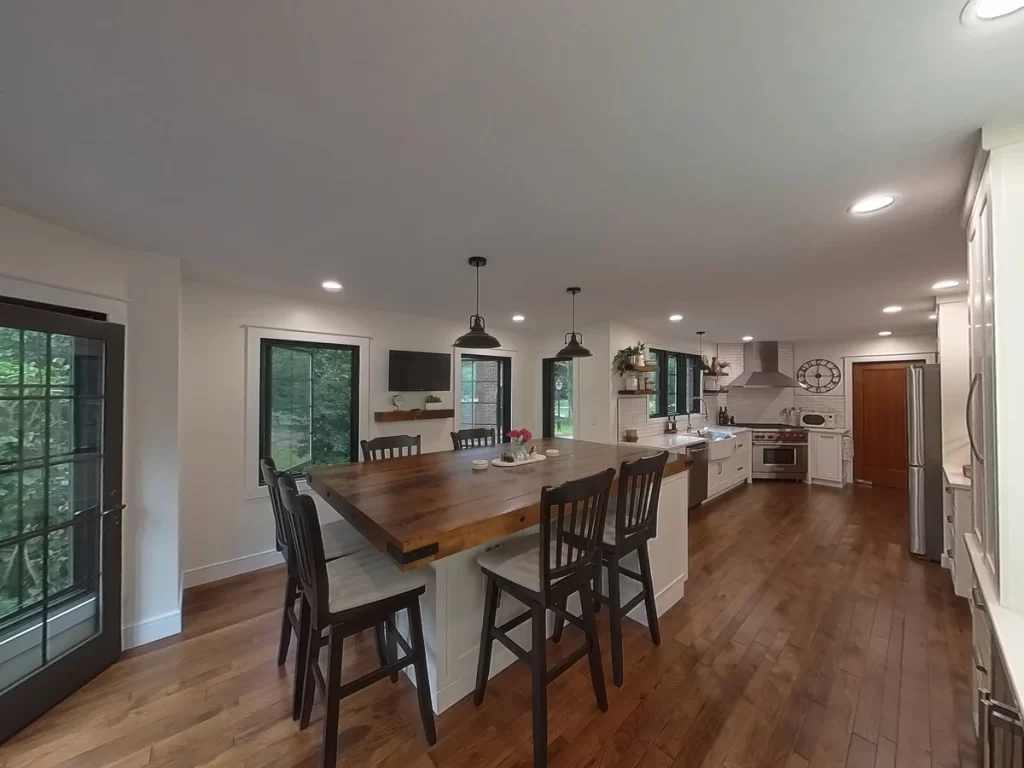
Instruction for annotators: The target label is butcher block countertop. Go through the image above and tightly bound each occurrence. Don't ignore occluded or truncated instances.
[307,437,691,569]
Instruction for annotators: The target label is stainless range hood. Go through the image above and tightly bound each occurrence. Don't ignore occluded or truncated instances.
[729,341,803,388]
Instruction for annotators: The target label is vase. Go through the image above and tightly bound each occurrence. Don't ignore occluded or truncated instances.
[513,438,529,463]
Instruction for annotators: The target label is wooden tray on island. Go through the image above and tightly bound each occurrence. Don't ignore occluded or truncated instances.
[492,453,548,468]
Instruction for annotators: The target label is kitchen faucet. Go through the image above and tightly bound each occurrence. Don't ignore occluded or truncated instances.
[687,398,711,432]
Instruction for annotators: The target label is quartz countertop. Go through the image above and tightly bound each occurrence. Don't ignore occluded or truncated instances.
[804,426,850,434]
[621,433,708,451]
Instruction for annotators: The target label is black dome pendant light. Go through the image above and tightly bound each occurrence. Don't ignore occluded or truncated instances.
[454,257,502,349]
[556,287,593,358]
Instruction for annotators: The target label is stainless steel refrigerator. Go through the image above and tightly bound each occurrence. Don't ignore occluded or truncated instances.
[906,364,943,561]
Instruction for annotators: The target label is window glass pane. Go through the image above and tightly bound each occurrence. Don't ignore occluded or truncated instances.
[460,356,510,438]
[262,342,358,473]
[552,360,573,438]
[647,350,661,417]
[667,355,679,415]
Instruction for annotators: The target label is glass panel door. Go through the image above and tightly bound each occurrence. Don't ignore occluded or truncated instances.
[460,355,511,440]
[0,300,124,742]
[542,358,574,439]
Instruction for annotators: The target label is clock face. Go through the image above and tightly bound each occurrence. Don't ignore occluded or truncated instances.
[797,359,842,393]
[392,394,405,408]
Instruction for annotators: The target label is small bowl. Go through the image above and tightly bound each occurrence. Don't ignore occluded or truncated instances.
[545,449,560,457]
[471,460,489,471]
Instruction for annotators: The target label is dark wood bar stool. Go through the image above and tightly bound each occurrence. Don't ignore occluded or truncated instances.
[474,468,613,768]
[278,477,437,768]
[360,434,421,461]
[553,451,668,687]
[260,458,369,669]
[450,427,496,450]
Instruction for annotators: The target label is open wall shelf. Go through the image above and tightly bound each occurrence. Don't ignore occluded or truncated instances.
[374,409,455,423]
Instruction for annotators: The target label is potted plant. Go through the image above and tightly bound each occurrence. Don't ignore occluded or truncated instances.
[612,342,648,375]
[424,394,444,411]
[506,427,533,463]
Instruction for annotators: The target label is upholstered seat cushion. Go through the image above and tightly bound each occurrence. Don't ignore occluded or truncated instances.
[325,546,428,614]
[321,519,369,560]
[478,534,582,594]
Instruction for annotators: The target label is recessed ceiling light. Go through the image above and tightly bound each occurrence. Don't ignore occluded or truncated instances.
[669,314,683,322]
[849,194,896,215]
[878,331,893,337]
[932,280,960,290]
[882,305,903,313]
[321,280,343,292]
[512,314,525,323]
[963,0,1024,21]
[929,313,938,320]
[742,336,754,342]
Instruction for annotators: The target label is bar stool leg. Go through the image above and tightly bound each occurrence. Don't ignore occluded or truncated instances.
[580,583,608,712]
[607,556,624,687]
[408,600,437,745]
[300,617,319,730]
[319,629,344,768]
[638,543,661,646]
[474,576,499,706]
[530,603,549,768]
[551,600,567,644]
[292,596,311,721]
[278,574,298,666]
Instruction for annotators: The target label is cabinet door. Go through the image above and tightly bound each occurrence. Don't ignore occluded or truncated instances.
[709,459,726,495]
[820,434,843,482]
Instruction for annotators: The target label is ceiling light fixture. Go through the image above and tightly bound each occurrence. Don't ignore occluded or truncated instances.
[878,331,893,337]
[849,194,896,215]
[963,0,1024,21]
[932,279,960,290]
[512,314,525,323]
[669,314,683,322]
[321,280,343,292]
[882,305,903,313]
[929,314,938,320]
[695,331,712,373]
[556,288,593,358]
[454,257,501,349]
[742,336,754,342]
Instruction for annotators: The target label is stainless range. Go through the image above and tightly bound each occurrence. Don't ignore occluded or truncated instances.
[736,422,809,480]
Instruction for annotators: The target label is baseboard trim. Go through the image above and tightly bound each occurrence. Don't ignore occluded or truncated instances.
[122,610,181,649]
[182,549,282,589]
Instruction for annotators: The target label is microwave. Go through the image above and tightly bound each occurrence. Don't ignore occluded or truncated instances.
[797,411,836,428]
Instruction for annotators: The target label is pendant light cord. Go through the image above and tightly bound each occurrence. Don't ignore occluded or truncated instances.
[571,291,576,333]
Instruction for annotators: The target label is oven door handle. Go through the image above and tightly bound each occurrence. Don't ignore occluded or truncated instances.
[754,442,809,447]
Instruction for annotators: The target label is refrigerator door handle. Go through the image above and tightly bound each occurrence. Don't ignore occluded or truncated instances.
[906,366,925,467]
[967,373,984,464]
[908,468,926,556]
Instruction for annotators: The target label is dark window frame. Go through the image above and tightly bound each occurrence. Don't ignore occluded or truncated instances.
[648,348,702,418]
[460,353,513,442]
[258,338,360,483]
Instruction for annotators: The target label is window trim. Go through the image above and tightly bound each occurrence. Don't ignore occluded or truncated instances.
[244,327,370,500]
[648,348,703,418]
[258,337,361,480]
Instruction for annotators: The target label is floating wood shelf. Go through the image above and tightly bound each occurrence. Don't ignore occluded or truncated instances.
[374,409,455,423]
[618,390,658,396]
[622,364,659,373]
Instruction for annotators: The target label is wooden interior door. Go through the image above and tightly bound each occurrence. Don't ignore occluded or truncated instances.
[852,361,922,490]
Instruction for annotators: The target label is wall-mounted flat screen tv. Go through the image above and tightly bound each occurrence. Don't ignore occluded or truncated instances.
[388,350,451,392]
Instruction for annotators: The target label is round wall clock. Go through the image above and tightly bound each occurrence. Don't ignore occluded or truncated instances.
[392,394,405,408]
[797,359,842,393]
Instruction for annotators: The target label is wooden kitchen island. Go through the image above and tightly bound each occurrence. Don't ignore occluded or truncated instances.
[308,438,692,712]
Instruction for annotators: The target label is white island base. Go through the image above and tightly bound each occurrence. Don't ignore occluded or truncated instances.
[394,468,690,713]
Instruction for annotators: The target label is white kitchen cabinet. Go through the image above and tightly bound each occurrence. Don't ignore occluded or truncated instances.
[943,480,973,599]
[807,431,844,486]
[706,431,752,501]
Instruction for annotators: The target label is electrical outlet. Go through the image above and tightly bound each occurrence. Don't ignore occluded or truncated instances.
[591,416,598,427]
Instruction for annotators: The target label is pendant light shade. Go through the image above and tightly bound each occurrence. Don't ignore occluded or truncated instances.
[454,257,501,349]
[556,287,593,358]
[696,331,712,373]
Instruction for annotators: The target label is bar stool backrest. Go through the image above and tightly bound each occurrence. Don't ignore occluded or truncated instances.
[451,428,496,450]
[613,451,669,544]
[361,434,422,461]
[278,475,330,621]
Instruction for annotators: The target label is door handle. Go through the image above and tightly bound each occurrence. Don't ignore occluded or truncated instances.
[966,373,984,464]
[101,504,127,517]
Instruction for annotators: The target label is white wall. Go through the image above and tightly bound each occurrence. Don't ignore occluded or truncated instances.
[532,324,612,443]
[0,205,182,647]
[179,282,541,584]
[937,299,970,472]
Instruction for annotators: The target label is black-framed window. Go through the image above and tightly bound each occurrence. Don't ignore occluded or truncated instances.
[460,354,512,441]
[648,348,702,418]
[259,339,359,479]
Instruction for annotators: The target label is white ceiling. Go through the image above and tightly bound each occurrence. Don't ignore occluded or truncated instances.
[1,1,1022,341]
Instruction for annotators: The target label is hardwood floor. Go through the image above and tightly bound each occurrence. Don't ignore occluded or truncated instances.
[0,482,975,768]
